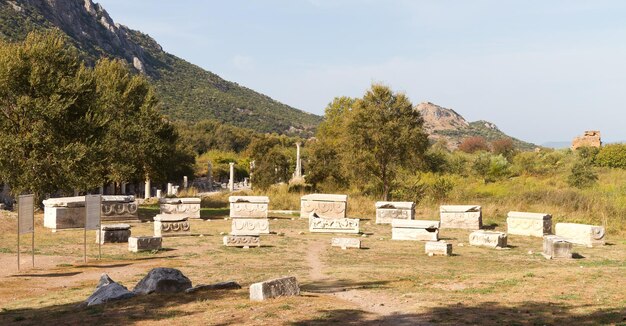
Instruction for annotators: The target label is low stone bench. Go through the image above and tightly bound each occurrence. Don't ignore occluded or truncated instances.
[309,213,359,234]
[159,197,201,218]
[154,214,191,237]
[229,196,269,218]
[469,230,508,249]
[542,235,572,259]
[331,237,361,249]
[440,205,482,230]
[223,235,260,248]
[375,201,415,224]
[555,223,605,247]
[128,236,162,252]
[231,218,270,236]
[392,219,439,241]
[96,224,131,244]
[250,276,300,301]
[507,211,552,237]
[425,241,452,256]
[300,194,347,219]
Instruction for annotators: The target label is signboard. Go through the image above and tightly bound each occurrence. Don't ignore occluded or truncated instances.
[85,195,101,230]
[18,195,34,234]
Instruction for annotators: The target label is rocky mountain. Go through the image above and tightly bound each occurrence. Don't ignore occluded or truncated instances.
[0,0,321,135]
[415,102,535,150]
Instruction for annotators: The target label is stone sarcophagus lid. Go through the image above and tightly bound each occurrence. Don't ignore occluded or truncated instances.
[542,235,572,259]
[506,211,552,237]
[96,224,131,244]
[229,196,269,219]
[154,214,191,237]
[231,218,270,236]
[440,205,482,230]
[128,236,162,252]
[44,195,138,230]
[309,213,359,234]
[392,219,439,241]
[425,241,452,256]
[469,230,508,249]
[375,201,415,224]
[159,197,201,219]
[555,223,605,247]
[331,237,361,249]
[223,235,260,248]
[300,194,347,219]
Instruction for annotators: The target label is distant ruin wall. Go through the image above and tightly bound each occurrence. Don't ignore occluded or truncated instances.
[572,130,601,150]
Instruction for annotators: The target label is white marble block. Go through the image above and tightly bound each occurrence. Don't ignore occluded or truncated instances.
[223,235,261,248]
[229,196,269,218]
[392,219,439,241]
[249,276,300,301]
[300,194,347,219]
[159,197,201,218]
[309,214,359,234]
[100,195,138,222]
[231,218,270,236]
[375,201,415,224]
[96,224,131,244]
[425,241,452,256]
[154,214,191,237]
[555,223,605,247]
[469,230,508,249]
[128,236,162,252]
[440,205,482,230]
[331,237,361,249]
[43,195,138,230]
[542,235,572,259]
[506,211,552,237]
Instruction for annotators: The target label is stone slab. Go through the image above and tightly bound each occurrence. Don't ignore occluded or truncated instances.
[375,201,415,224]
[392,219,439,241]
[440,205,482,230]
[128,236,162,252]
[229,196,269,218]
[159,197,201,218]
[249,276,300,301]
[223,235,261,248]
[542,235,573,259]
[231,219,270,235]
[554,223,605,247]
[469,230,508,249]
[154,214,188,222]
[97,228,131,244]
[154,218,191,237]
[185,281,241,293]
[331,237,361,249]
[425,241,452,256]
[101,223,130,231]
[300,194,347,219]
[309,217,359,234]
[507,211,552,237]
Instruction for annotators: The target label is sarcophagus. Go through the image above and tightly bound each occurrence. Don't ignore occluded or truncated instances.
[392,219,439,241]
[555,223,605,247]
[507,211,552,237]
[300,194,347,219]
[440,205,482,230]
[159,197,201,218]
[375,201,415,224]
[229,196,269,218]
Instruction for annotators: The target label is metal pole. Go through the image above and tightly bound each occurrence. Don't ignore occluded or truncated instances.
[84,227,87,263]
[17,217,20,272]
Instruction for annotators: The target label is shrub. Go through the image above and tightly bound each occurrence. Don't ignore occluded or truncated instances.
[458,136,489,153]
[595,144,626,169]
[491,138,516,161]
[567,161,598,188]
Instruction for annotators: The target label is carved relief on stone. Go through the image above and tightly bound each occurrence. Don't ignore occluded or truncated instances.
[223,235,261,248]
[231,219,270,235]
[159,198,201,218]
[440,205,482,230]
[229,196,270,218]
[554,223,605,247]
[375,201,415,224]
[300,194,348,219]
[469,230,507,249]
[154,214,191,237]
[506,212,552,237]
[309,217,359,234]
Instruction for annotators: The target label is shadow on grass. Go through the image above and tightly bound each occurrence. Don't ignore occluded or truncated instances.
[290,302,626,325]
[10,271,82,278]
[301,279,391,294]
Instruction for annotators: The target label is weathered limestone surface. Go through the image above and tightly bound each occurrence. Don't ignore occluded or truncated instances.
[128,236,162,252]
[229,196,269,218]
[425,241,452,256]
[231,218,270,235]
[249,276,300,301]
[440,205,482,230]
[375,201,415,224]
[154,214,190,237]
[392,219,439,241]
[133,268,192,295]
[555,223,605,247]
[469,230,508,249]
[309,214,359,234]
[331,237,361,249]
[571,130,601,150]
[223,235,260,248]
[159,197,201,219]
[507,211,552,237]
[542,235,573,259]
[97,224,131,244]
[300,194,347,219]
[44,196,138,230]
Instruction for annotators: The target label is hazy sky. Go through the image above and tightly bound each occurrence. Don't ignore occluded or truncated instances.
[97,0,626,144]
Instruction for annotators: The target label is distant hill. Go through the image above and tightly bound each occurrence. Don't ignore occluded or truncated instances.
[0,0,321,135]
[416,102,536,150]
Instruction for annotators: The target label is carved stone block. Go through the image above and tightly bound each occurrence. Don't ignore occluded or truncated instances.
[469,230,508,249]
[43,196,138,230]
[440,205,482,229]
[231,218,270,236]
[506,211,552,237]
[229,196,269,218]
[425,241,452,256]
[331,237,361,249]
[249,276,300,301]
[101,196,138,222]
[128,236,162,252]
[391,219,439,241]
[542,235,572,259]
[154,214,191,237]
[309,216,359,234]
[159,197,201,219]
[555,223,605,247]
[96,224,131,244]
[375,201,415,224]
[223,235,260,248]
[300,194,347,219]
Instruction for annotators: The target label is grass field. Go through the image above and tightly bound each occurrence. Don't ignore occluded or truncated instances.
[0,205,624,325]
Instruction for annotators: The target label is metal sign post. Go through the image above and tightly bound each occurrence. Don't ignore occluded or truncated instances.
[85,195,102,263]
[17,195,35,271]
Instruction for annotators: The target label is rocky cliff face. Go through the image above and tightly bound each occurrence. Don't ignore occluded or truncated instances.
[416,102,469,133]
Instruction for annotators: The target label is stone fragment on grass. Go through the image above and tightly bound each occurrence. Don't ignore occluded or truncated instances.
[133,268,192,295]
[331,237,361,249]
[542,235,573,259]
[185,281,241,294]
[250,276,299,301]
[128,236,162,252]
[425,241,452,256]
[469,230,508,249]
[83,274,134,306]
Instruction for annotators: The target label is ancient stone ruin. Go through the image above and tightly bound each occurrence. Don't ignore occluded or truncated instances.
[571,130,601,150]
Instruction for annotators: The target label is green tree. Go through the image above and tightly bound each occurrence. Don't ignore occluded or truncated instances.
[568,160,598,188]
[595,144,626,169]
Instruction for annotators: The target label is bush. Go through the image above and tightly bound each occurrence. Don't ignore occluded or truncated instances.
[595,144,626,169]
[567,161,598,188]
[491,138,516,161]
[458,136,489,153]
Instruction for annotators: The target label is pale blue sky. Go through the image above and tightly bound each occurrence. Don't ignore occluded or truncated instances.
[98,0,626,144]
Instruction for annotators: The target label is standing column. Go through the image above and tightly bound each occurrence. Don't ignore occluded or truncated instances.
[121,182,126,195]
[295,142,302,178]
[144,178,151,199]
[183,176,188,189]
[229,162,235,191]
[167,183,173,196]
